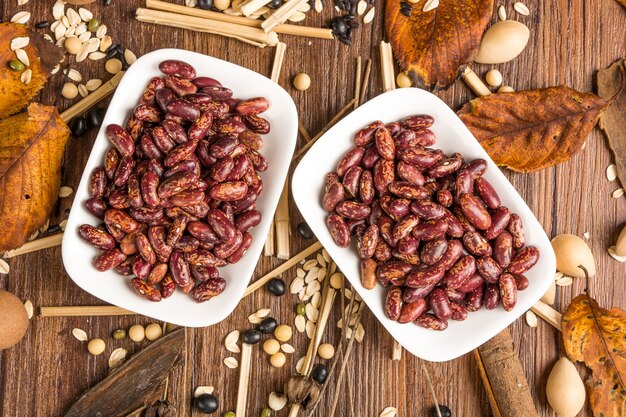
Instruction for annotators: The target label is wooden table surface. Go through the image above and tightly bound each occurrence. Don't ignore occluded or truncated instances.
[1,0,625,416]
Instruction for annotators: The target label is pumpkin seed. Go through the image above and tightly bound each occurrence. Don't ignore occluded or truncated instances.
[99,35,112,52]
[224,356,239,369]
[380,406,398,417]
[422,0,438,12]
[280,343,295,353]
[23,300,33,319]
[72,328,88,342]
[304,267,318,283]
[269,392,287,411]
[498,5,507,20]
[524,310,538,327]
[513,2,530,15]
[363,7,375,24]
[225,330,240,353]
[18,0,29,5]
[11,12,31,24]
[66,8,81,26]
[612,188,624,198]
[59,219,68,231]
[10,37,29,51]
[108,348,127,367]
[316,253,326,267]
[316,267,327,281]
[194,386,214,397]
[296,267,305,278]
[79,31,92,42]
[330,272,344,289]
[606,164,617,181]
[294,315,306,332]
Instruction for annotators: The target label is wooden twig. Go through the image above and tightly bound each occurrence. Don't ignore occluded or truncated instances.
[460,66,492,97]
[261,0,308,33]
[422,361,443,417]
[530,300,562,331]
[275,182,290,260]
[145,0,333,39]
[3,233,64,259]
[40,305,134,317]
[61,72,124,123]
[298,122,312,142]
[354,56,362,110]
[291,98,357,161]
[473,349,504,417]
[359,58,372,106]
[236,343,253,417]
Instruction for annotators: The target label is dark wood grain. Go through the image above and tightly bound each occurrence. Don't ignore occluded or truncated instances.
[0,1,625,416]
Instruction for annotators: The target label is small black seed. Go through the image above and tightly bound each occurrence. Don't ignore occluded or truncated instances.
[103,0,112,5]
[47,225,62,234]
[241,329,262,344]
[196,393,219,414]
[257,317,278,334]
[88,107,106,128]
[267,278,286,296]
[69,117,88,137]
[431,405,452,417]
[35,20,49,29]
[311,364,329,384]
[296,222,314,239]
[268,0,283,8]
[198,0,214,9]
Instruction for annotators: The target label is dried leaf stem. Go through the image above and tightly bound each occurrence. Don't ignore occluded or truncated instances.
[422,362,443,417]
[261,0,308,33]
[270,42,287,83]
[275,182,290,260]
[473,349,503,417]
[354,56,362,110]
[360,58,372,105]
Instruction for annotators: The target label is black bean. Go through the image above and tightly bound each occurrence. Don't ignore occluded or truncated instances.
[257,317,278,334]
[267,278,286,296]
[35,21,49,29]
[296,222,314,239]
[198,0,214,9]
[69,117,88,137]
[88,107,106,128]
[47,225,62,234]
[431,405,452,417]
[311,364,329,384]
[241,329,262,344]
[268,0,283,8]
[196,394,219,414]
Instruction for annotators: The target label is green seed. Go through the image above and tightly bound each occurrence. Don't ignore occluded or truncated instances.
[112,329,126,340]
[8,60,24,72]
[88,18,101,32]
[296,303,306,316]
[260,408,271,417]
[222,412,236,417]
[165,322,177,334]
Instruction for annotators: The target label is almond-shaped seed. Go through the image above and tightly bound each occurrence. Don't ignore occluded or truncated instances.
[281,343,295,353]
[85,37,100,52]
[269,392,287,411]
[304,267,319,283]
[89,52,106,61]
[78,84,89,97]
[498,5,507,20]
[287,11,306,22]
[305,303,319,322]
[66,8,81,26]
[290,277,305,293]
[305,320,315,338]
[76,46,89,63]
[61,16,70,28]
[525,310,538,327]
[59,185,74,198]
[422,0,438,12]
[124,49,137,65]
[322,249,330,263]
[75,23,88,35]
[50,21,61,32]
[225,330,240,353]
[380,407,398,417]
[186,0,198,6]
[556,276,573,286]
[11,11,31,24]
[316,253,326,267]
[59,219,68,231]
[306,280,320,296]
[311,291,321,308]
[354,323,365,342]
[315,0,323,12]
[297,2,311,12]
[23,300,33,319]
[10,36,29,51]
[66,68,82,82]
[194,386,214,398]
[317,267,327,281]
[79,31,92,42]
[54,24,66,41]
[20,69,32,85]
[0,259,9,274]
[608,246,626,262]
[72,328,88,341]
[224,356,238,368]
[357,0,367,15]
[99,35,112,52]
[18,0,29,4]
[513,1,530,15]
[612,188,624,198]
[363,7,375,24]
[295,356,305,374]
[78,7,93,21]
[294,314,306,332]
[108,347,127,367]
[96,24,108,39]
[86,78,103,91]
[303,259,317,270]
[296,268,305,278]
[607,164,617,181]
[64,27,76,38]
[53,0,65,19]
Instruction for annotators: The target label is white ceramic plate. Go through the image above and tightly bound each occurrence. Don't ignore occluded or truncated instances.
[292,88,555,362]
[62,49,298,327]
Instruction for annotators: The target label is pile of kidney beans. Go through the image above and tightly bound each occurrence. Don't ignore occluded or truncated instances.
[78,59,270,303]
[323,115,540,330]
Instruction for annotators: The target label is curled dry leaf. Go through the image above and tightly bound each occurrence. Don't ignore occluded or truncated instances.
[458,87,610,172]
[562,294,626,416]
[385,0,494,88]
[0,23,64,119]
[0,103,70,251]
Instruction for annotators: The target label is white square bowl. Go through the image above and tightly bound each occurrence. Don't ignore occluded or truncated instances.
[292,88,555,362]
[62,49,298,327]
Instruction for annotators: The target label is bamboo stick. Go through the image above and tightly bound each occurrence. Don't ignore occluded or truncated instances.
[270,42,287,83]
[60,72,124,123]
[354,56,362,110]
[40,306,134,317]
[236,343,253,417]
[3,233,64,259]
[274,182,290,260]
[460,66,492,97]
[261,0,308,33]
[380,41,395,92]
[359,58,372,105]
[145,0,333,39]
[241,0,272,16]
[530,300,562,331]
[264,224,275,256]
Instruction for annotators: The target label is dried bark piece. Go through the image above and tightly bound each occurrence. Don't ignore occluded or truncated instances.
[458,86,610,172]
[63,328,186,417]
[385,0,494,89]
[0,103,70,251]
[598,59,626,188]
[0,23,64,119]
[562,295,626,417]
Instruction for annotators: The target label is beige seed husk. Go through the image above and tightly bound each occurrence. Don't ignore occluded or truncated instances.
[53,0,65,20]
[59,219,68,231]
[61,16,70,28]
[78,84,89,97]
[357,0,367,15]
[59,185,74,198]
[86,79,103,91]
[556,277,573,286]
[89,52,106,61]
[64,27,76,38]
[606,164,617,181]
[287,11,306,22]
[305,320,315,339]
[76,47,90,63]
[194,386,215,397]
[23,300,33,319]
[108,347,127,367]
[10,36,29,51]
[315,0,323,12]
[85,37,100,53]
[186,0,198,6]
[124,49,137,65]
[225,330,240,353]
[72,328,88,342]
[99,35,112,52]
[20,69,32,85]
[296,267,305,278]
[363,7,375,24]
[513,1,530,15]
[281,343,295,353]
[316,253,326,267]
[498,5,507,20]
[355,323,365,342]
[44,34,54,43]
[294,314,306,332]
[306,280,320,296]
[316,267,327,281]
[304,267,319,283]
[269,392,287,411]
[422,0,438,12]
[66,68,82,82]
[224,356,238,369]
[297,2,311,12]
[18,0,29,5]
[380,406,398,417]
[607,246,626,262]
[290,277,305,293]
[54,24,66,41]
[75,23,88,35]
[0,259,10,274]
[78,31,92,42]
[66,8,81,26]
[311,291,321,308]
[51,64,60,74]
[105,58,123,74]
[223,8,242,16]
[96,24,108,39]
[525,310,538,328]
[322,249,330,262]
[303,259,317,270]
[11,11,31,24]
[295,356,305,374]
[305,303,319,322]
[78,7,93,22]
[612,188,625,198]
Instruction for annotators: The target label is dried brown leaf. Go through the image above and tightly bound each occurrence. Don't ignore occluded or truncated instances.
[385,0,494,89]
[0,23,64,119]
[458,86,609,172]
[0,103,70,251]
[598,59,626,187]
[562,294,626,417]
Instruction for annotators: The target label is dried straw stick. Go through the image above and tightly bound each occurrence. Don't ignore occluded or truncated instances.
[40,305,134,317]
[359,58,372,105]
[60,71,124,123]
[264,226,275,256]
[354,56,362,110]
[236,343,253,417]
[422,362,443,417]
[530,300,562,331]
[3,233,64,259]
[291,98,357,161]
[379,41,396,92]
[261,0,308,33]
[460,66,492,97]
[145,0,333,39]
[241,0,272,16]
[270,42,287,83]
[275,182,290,260]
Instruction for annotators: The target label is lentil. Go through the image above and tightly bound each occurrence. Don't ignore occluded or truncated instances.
[296,303,306,315]
[88,18,101,33]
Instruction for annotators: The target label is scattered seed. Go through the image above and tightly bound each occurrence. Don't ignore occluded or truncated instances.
[287,11,306,22]
[357,0,367,15]
[612,188,624,198]
[525,310,538,327]
[89,51,106,61]
[23,300,33,319]
[61,15,70,28]
[225,330,240,353]
[65,69,82,82]
[305,303,319,322]
[269,392,287,411]
[314,0,323,12]
[53,1,65,20]
[330,272,344,289]
[75,23,87,35]
[295,356,305,374]
[186,0,198,6]
[281,343,295,353]
[304,267,318,283]
[306,280,321,296]
[583,232,590,240]
[86,79,103,91]
[18,0,29,5]
[59,219,68,231]
[72,328,88,342]
[248,308,271,324]
[380,406,398,417]
[194,386,214,397]
[108,347,127,367]
[316,267,327,282]
[20,69,32,84]
[78,31,92,42]
[10,37,29,51]
[311,291,321,309]
[66,8,81,26]
[354,323,365,342]
[606,164,617,181]
[224,356,239,369]
[363,7,375,24]
[124,49,137,65]
[608,246,626,262]
[498,5,506,20]
[78,7,93,22]
[88,338,106,355]
[422,0,438,12]
[59,185,74,198]
[303,259,317,270]
[556,276,573,286]
[105,58,123,74]
[54,24,66,41]
[294,315,306,332]
[296,268,305,278]
[290,277,305,293]
[0,259,10,274]
[11,11,31,24]
[99,35,112,52]
[305,320,315,338]
[513,2,530,15]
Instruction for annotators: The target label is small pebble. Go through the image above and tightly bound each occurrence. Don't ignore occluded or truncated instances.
[267,278,286,296]
[317,343,335,359]
[431,405,452,417]
[258,317,278,334]
[69,117,87,137]
[129,324,145,342]
[87,338,105,355]
[145,323,163,341]
[263,338,280,355]
[241,329,262,345]
[485,69,503,87]
[196,393,219,414]
[396,72,412,88]
[62,82,79,99]
[311,364,328,384]
[88,107,106,127]
[270,352,286,368]
[105,58,122,74]
[274,325,292,342]
[64,37,82,55]
[293,73,311,91]
[498,85,514,93]
[296,222,314,239]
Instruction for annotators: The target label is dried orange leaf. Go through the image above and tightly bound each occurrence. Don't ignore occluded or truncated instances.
[562,294,626,417]
[0,103,70,252]
[0,23,64,119]
[458,87,609,172]
[385,0,493,89]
